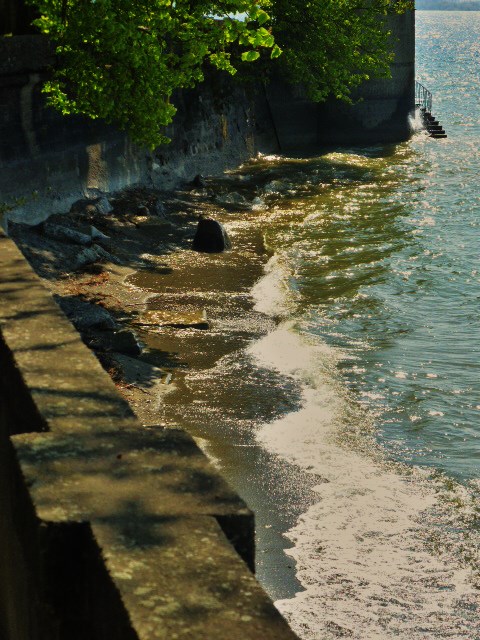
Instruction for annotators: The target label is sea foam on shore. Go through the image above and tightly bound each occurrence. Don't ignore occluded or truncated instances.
[248,260,480,640]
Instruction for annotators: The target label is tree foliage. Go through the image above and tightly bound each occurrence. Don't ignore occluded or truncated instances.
[269,0,413,103]
[26,0,412,148]
[28,0,279,148]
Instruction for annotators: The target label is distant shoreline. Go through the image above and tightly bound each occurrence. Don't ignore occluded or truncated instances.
[416,4,480,9]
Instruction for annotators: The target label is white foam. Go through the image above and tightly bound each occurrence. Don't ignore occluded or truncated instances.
[251,255,295,317]
[250,325,480,639]
[409,108,425,133]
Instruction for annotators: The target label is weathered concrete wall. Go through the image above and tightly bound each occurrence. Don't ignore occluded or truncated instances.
[150,76,278,191]
[0,36,148,226]
[0,0,37,35]
[0,36,277,227]
[265,11,416,151]
[0,229,299,640]
[1,13,415,226]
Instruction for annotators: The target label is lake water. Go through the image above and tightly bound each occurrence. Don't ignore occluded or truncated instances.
[132,11,480,640]
[236,11,480,638]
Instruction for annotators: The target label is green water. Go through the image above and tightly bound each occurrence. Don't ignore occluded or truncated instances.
[220,11,480,485]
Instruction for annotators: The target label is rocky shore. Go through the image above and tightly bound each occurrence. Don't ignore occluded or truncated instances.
[10,170,320,604]
[9,177,274,434]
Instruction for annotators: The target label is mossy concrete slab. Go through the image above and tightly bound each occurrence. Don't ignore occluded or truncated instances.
[93,516,298,640]
[0,230,300,639]
[136,309,209,330]
[12,427,251,522]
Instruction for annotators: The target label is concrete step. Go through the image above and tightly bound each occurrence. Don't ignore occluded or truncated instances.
[421,110,447,138]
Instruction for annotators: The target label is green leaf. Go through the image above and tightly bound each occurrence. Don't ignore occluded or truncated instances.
[256,10,270,25]
[22,0,285,147]
[241,50,261,62]
[262,34,275,48]
[270,44,282,59]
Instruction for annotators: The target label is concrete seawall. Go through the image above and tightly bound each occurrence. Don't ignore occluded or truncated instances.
[265,11,415,151]
[0,35,278,227]
[1,15,415,227]
[0,229,299,640]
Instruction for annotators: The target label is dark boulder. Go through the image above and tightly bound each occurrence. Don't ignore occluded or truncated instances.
[191,174,207,188]
[192,218,231,253]
[55,295,117,331]
[86,329,142,357]
[136,204,150,216]
[106,329,142,356]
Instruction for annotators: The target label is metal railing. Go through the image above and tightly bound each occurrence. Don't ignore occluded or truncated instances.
[415,81,433,113]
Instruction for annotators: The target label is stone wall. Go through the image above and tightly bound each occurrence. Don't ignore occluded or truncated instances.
[1,14,415,224]
[0,36,278,227]
[265,11,416,151]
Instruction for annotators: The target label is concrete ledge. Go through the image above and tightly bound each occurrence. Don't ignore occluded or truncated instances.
[0,231,299,639]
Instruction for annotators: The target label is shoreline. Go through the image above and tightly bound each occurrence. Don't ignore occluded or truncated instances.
[9,148,480,638]
[9,179,315,602]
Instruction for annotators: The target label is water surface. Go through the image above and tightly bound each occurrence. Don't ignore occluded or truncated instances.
[129,12,480,638]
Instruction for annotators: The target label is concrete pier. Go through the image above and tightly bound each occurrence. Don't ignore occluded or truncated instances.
[265,11,416,151]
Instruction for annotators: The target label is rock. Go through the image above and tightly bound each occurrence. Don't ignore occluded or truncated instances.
[192,218,231,253]
[102,329,142,356]
[136,205,150,216]
[73,244,121,270]
[135,217,176,230]
[74,247,99,270]
[89,225,111,248]
[263,180,282,194]
[113,353,172,386]
[136,309,209,330]
[251,196,265,210]
[152,199,166,217]
[43,223,92,246]
[93,244,122,265]
[192,174,207,188]
[95,196,113,215]
[55,295,117,331]
[130,215,150,226]
[70,198,98,217]
[71,196,113,217]
[216,191,247,207]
